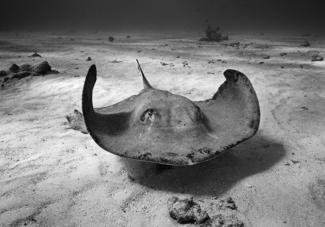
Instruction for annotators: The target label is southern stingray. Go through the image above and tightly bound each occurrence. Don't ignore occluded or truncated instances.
[82,61,260,166]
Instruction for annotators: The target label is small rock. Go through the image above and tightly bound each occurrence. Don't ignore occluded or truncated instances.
[9,64,20,73]
[167,196,210,224]
[66,109,88,134]
[3,77,9,82]
[86,57,92,61]
[229,42,240,48]
[137,50,142,53]
[301,106,308,110]
[280,53,287,56]
[311,54,323,62]
[259,62,264,64]
[291,159,300,164]
[33,61,52,75]
[226,197,235,204]
[301,41,310,47]
[218,197,238,210]
[0,70,7,77]
[182,61,188,67]
[30,51,41,57]
[110,60,122,63]
[262,54,270,59]
[108,36,114,42]
[126,35,131,38]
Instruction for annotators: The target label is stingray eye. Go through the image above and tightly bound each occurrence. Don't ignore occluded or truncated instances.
[140,108,155,123]
[148,109,154,116]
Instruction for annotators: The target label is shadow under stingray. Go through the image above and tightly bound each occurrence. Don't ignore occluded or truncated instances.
[120,134,286,197]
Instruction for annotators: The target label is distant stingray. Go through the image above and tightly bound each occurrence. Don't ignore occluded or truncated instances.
[82,60,260,166]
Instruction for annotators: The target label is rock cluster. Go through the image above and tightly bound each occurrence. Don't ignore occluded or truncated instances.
[167,197,209,224]
[168,196,244,226]
[0,61,58,86]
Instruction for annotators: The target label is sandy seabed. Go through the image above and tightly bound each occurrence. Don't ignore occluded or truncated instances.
[0,31,325,227]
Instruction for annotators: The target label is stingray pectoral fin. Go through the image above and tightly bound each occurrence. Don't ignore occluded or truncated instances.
[82,65,97,114]
[82,65,133,153]
[195,69,260,149]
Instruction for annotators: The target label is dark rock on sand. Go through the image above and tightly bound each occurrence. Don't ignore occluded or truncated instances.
[9,64,20,73]
[86,57,92,61]
[66,109,88,134]
[109,60,122,63]
[167,196,209,224]
[30,51,41,57]
[262,55,270,59]
[108,37,114,42]
[228,42,240,49]
[311,54,323,62]
[32,61,52,75]
[218,197,238,210]
[301,41,310,47]
[0,70,7,77]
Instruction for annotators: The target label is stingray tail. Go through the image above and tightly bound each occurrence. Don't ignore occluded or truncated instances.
[136,59,153,89]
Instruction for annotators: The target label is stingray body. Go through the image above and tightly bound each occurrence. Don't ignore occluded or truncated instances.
[82,62,260,166]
